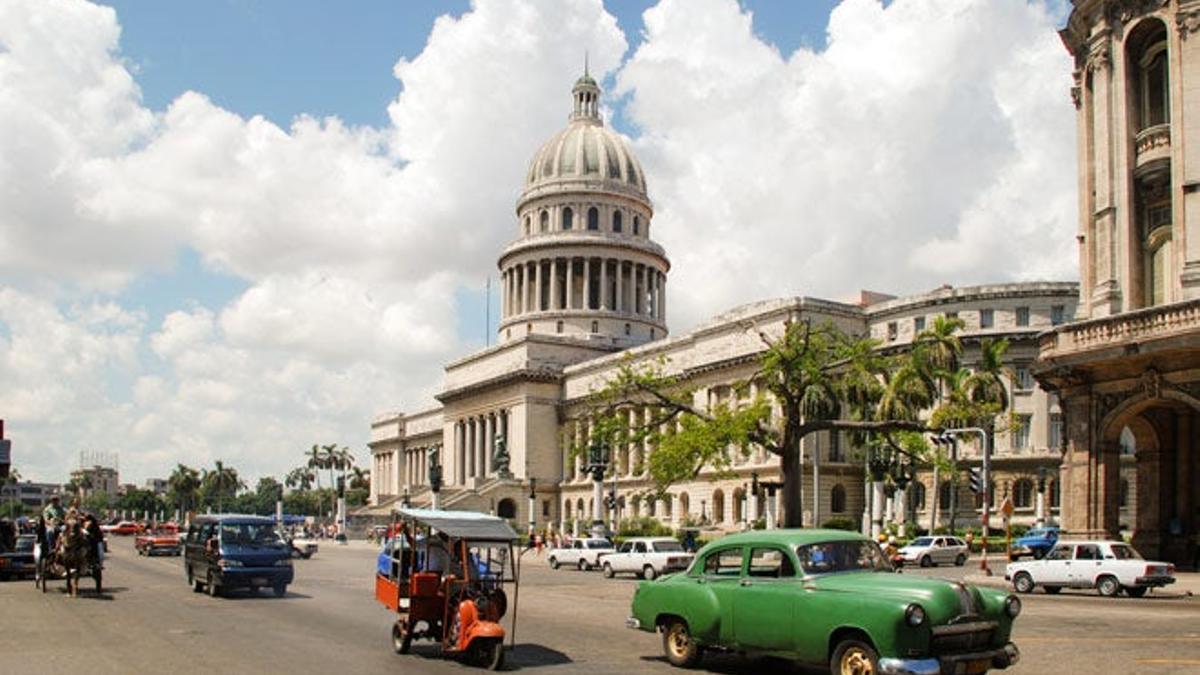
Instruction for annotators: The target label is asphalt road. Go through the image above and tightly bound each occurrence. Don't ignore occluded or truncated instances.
[1,540,1198,674]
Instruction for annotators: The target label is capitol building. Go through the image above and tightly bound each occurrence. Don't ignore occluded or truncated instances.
[363,71,1085,540]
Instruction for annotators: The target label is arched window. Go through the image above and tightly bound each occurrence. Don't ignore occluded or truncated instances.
[678,492,690,517]
[591,320,599,333]
[497,498,516,519]
[647,497,656,517]
[563,500,572,519]
[662,496,672,518]
[539,210,549,232]
[1119,479,1130,508]
[732,488,744,522]
[587,207,599,231]
[830,484,847,513]
[524,216,531,236]
[1129,20,1169,131]
[631,495,641,517]
[633,216,640,235]
[974,482,996,509]
[939,481,954,511]
[1048,479,1060,508]
[908,482,926,511]
[613,210,623,233]
[561,207,573,230]
[1013,479,1034,509]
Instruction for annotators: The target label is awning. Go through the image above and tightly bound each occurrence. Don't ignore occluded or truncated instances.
[395,508,519,541]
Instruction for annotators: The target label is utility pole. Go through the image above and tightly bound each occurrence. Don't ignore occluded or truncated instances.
[933,428,992,574]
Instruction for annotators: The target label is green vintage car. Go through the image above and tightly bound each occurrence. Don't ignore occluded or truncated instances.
[627,529,1020,675]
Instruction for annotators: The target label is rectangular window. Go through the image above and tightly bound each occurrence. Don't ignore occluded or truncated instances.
[1013,414,1032,450]
[980,309,994,329]
[1050,305,1066,326]
[1015,306,1030,327]
[703,548,744,576]
[914,316,925,333]
[887,322,898,341]
[1049,413,1063,450]
[1015,367,1034,392]
[542,499,551,517]
[828,431,843,462]
[748,547,795,578]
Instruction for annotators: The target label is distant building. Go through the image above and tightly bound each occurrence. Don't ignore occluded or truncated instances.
[70,465,119,499]
[0,480,62,509]
[144,478,169,495]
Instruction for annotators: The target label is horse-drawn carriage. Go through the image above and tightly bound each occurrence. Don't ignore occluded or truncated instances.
[375,508,521,670]
[35,519,103,597]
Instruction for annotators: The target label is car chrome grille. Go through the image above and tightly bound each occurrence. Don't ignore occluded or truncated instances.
[931,621,997,656]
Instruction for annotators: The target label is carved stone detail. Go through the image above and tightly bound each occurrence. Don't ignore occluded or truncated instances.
[1107,0,1168,25]
[1141,367,1163,399]
[1178,9,1200,39]
[1086,43,1111,73]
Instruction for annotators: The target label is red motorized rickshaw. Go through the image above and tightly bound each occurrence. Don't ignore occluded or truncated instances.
[375,508,520,670]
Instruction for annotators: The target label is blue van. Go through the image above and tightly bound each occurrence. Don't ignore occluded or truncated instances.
[184,515,294,597]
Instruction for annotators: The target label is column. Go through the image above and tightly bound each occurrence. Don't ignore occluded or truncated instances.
[478,415,488,478]
[583,258,592,310]
[659,273,666,322]
[626,407,637,476]
[517,267,525,315]
[638,265,647,315]
[533,259,542,313]
[574,419,584,481]
[502,270,509,317]
[600,258,609,310]
[455,421,466,485]
[565,258,574,310]
[615,260,624,313]
[485,414,495,475]
[550,259,560,310]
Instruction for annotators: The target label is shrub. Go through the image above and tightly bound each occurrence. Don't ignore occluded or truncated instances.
[617,516,673,538]
[821,517,859,531]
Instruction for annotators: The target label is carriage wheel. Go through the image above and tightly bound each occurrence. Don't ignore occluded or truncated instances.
[94,566,103,594]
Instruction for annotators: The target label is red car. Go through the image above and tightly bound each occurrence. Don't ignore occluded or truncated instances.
[105,521,140,536]
[135,530,181,556]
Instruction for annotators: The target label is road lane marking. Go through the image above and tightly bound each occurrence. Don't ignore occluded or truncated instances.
[1022,636,1200,643]
[1136,659,1200,665]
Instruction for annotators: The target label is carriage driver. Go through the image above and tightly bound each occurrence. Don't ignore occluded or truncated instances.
[42,495,66,550]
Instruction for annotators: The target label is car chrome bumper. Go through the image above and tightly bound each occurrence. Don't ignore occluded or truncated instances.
[1134,576,1175,586]
[625,617,641,630]
[880,643,1018,675]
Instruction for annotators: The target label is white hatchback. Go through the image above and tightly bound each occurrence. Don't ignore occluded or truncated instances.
[896,535,970,568]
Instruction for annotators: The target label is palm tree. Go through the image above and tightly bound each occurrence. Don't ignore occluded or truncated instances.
[285,466,315,492]
[168,463,201,516]
[348,466,370,491]
[203,460,244,514]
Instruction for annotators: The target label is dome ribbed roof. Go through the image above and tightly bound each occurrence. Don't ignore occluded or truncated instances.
[523,122,647,197]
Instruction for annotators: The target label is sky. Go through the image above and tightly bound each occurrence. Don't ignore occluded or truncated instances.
[0,0,1076,486]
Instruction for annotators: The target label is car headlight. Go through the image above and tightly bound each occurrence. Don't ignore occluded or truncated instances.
[217,559,243,568]
[1004,595,1022,618]
[905,603,926,627]
[273,559,292,567]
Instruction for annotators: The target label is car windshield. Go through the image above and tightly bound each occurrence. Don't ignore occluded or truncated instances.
[220,523,281,546]
[652,541,684,552]
[1110,544,1142,560]
[15,536,35,552]
[909,537,933,547]
[796,540,892,575]
[586,541,612,549]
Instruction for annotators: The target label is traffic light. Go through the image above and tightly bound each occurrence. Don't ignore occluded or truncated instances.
[968,468,983,494]
[604,492,616,510]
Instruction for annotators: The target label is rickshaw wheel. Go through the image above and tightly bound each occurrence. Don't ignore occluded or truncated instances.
[474,638,504,670]
[392,621,413,654]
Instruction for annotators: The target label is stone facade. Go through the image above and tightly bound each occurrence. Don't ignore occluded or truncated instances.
[1039,0,1200,567]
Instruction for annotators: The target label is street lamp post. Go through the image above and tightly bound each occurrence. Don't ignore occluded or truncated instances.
[427,447,442,510]
[1035,467,1047,528]
[527,478,537,536]
[586,439,609,538]
[866,446,894,540]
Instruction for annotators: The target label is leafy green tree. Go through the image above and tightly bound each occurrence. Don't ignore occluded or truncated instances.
[201,460,244,513]
[168,463,202,516]
[285,466,315,492]
[348,466,370,491]
[118,488,160,517]
[254,477,283,514]
[584,320,931,528]
[84,492,110,515]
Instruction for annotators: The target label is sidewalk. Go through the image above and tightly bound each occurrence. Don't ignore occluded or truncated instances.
[963,569,1199,597]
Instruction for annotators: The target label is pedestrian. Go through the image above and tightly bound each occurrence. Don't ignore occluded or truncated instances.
[534,532,543,556]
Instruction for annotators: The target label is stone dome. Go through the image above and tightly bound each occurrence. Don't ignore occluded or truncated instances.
[520,73,648,204]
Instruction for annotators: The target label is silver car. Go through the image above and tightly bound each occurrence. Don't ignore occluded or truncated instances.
[897,535,970,567]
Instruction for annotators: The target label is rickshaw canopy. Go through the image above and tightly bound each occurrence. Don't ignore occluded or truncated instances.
[393,508,519,542]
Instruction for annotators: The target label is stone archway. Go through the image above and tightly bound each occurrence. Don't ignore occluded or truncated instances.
[497,498,517,519]
[1097,392,1199,565]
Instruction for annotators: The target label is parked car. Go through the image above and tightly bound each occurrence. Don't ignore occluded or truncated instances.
[599,537,693,580]
[1005,540,1175,597]
[547,537,613,571]
[281,531,319,559]
[1010,526,1060,559]
[895,535,970,567]
[627,529,1021,673]
[103,521,140,536]
[0,534,37,580]
[135,529,181,556]
[184,515,294,597]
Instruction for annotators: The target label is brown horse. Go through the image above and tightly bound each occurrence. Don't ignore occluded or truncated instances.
[58,521,92,597]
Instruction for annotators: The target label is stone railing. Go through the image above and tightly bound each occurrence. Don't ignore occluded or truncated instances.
[1040,299,1200,359]
[1135,123,1171,168]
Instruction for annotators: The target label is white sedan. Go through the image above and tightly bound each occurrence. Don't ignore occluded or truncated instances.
[1005,540,1175,597]
[895,535,970,567]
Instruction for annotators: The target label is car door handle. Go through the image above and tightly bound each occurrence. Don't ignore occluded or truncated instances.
[739,579,752,587]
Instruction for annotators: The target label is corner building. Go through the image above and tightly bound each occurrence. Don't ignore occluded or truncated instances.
[1040,0,1200,567]
[366,75,1079,539]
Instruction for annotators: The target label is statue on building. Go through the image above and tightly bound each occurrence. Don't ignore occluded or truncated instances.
[492,433,512,479]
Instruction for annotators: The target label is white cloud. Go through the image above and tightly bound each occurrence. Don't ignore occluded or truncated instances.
[617,0,1076,327]
[0,0,628,483]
